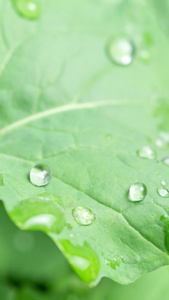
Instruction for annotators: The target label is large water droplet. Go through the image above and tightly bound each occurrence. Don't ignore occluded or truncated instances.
[30,164,52,187]
[14,0,40,20]
[72,206,95,226]
[129,183,147,202]
[0,172,4,186]
[138,146,156,160]
[108,38,134,66]
[58,240,99,284]
[11,193,65,234]
[163,157,169,166]
[157,188,169,198]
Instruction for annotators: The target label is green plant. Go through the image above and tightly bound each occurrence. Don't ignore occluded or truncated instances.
[0,0,169,295]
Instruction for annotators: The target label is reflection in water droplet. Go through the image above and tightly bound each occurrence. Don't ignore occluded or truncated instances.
[129,183,147,202]
[58,240,99,284]
[138,146,156,160]
[11,193,65,234]
[14,231,35,252]
[14,0,40,20]
[161,181,167,186]
[0,172,4,186]
[108,38,134,66]
[24,214,56,229]
[72,206,95,226]
[30,164,52,187]
[105,255,121,270]
[157,188,169,198]
[163,157,169,166]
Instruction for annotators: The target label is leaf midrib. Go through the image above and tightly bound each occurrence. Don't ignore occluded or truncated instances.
[0,100,129,136]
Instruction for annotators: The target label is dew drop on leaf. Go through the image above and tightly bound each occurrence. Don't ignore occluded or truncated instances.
[11,193,65,234]
[157,188,169,198]
[138,49,150,63]
[128,183,147,202]
[105,255,121,270]
[161,180,167,186]
[30,164,52,187]
[163,157,169,166]
[107,38,134,66]
[0,172,4,186]
[72,206,95,226]
[58,240,99,284]
[138,146,156,160]
[14,0,40,20]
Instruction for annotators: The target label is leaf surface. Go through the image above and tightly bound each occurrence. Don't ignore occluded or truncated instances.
[0,0,169,285]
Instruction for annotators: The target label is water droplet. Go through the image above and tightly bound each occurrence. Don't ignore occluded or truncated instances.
[154,138,164,148]
[163,157,169,166]
[105,133,112,140]
[58,240,99,284]
[72,206,95,226]
[108,38,134,66]
[157,188,169,198]
[105,255,121,269]
[161,181,167,186]
[138,49,150,62]
[14,0,40,20]
[138,146,156,160]
[0,172,4,186]
[129,183,147,202]
[30,164,52,187]
[11,193,65,234]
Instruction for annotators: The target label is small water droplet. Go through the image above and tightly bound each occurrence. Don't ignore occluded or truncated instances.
[163,157,169,166]
[129,183,147,202]
[58,240,99,284]
[72,206,95,226]
[157,188,169,198]
[138,49,150,63]
[161,181,167,186]
[105,133,112,140]
[0,172,4,186]
[30,164,52,187]
[154,138,164,148]
[138,146,156,160]
[108,38,134,66]
[105,255,121,269]
[14,0,40,20]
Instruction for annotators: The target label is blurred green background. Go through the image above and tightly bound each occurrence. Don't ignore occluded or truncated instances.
[0,201,169,300]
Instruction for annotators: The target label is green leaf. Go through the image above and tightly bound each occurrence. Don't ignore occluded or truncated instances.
[1,200,169,300]
[1,0,169,285]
